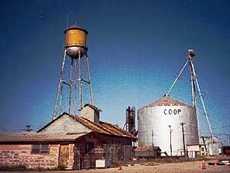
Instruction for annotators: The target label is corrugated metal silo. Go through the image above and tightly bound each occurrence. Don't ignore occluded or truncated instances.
[138,96,199,156]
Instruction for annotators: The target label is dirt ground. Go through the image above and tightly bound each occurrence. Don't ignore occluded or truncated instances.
[2,160,230,173]
[77,161,230,173]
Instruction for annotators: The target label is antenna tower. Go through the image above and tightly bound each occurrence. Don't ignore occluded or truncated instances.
[165,49,214,140]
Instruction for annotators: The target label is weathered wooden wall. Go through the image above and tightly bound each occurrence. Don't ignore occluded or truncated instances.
[74,133,133,169]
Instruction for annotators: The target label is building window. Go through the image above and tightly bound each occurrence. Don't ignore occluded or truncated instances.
[31,144,49,154]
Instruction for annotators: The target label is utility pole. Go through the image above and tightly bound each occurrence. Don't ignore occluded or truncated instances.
[181,122,187,158]
[168,125,172,156]
[152,129,154,148]
[228,135,230,145]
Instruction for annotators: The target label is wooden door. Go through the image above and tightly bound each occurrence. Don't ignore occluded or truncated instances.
[59,144,69,168]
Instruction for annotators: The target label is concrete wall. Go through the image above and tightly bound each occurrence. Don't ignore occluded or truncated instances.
[0,144,59,169]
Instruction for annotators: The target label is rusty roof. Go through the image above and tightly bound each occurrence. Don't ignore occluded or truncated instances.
[69,115,136,139]
[37,113,136,140]
[0,132,87,143]
[140,96,192,109]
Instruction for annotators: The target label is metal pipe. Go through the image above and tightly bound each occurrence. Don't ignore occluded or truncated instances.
[68,82,72,114]
[86,54,94,105]
[68,58,74,114]
[165,60,188,96]
[188,57,196,107]
[152,129,154,147]
[53,50,66,119]
[81,78,90,84]
[181,122,187,157]
[169,125,172,156]
[73,59,78,115]
[78,51,83,110]
[186,53,201,139]
[190,60,214,139]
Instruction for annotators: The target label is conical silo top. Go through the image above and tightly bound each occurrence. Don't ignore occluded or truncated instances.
[147,96,191,107]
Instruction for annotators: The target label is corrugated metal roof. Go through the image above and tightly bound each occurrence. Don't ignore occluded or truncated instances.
[0,132,87,143]
[140,96,192,109]
[99,121,134,138]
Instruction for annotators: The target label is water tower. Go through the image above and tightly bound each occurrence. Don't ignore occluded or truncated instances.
[53,26,94,118]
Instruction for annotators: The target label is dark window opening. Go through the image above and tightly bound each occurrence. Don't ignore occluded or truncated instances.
[31,144,49,154]
[85,142,94,153]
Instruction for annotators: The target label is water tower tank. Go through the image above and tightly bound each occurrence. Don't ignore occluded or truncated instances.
[64,26,88,58]
[138,96,199,156]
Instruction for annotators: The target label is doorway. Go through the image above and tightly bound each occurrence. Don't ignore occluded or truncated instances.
[59,144,69,168]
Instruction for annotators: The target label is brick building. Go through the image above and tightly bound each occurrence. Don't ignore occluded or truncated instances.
[0,105,136,170]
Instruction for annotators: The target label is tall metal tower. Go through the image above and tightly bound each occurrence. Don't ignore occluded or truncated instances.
[123,106,136,134]
[53,26,94,119]
[165,49,213,140]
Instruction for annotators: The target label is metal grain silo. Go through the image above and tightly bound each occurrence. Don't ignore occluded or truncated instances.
[138,96,199,156]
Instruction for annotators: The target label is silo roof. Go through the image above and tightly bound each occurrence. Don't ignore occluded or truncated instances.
[142,96,192,108]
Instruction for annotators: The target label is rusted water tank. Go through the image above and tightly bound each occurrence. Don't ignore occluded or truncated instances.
[64,26,88,58]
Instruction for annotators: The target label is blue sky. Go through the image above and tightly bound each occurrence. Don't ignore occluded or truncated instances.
[0,0,229,142]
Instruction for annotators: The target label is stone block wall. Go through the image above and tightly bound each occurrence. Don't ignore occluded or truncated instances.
[0,144,59,169]
[67,144,75,169]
